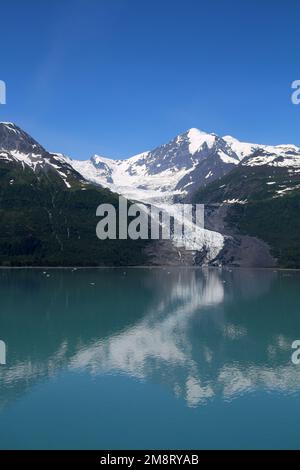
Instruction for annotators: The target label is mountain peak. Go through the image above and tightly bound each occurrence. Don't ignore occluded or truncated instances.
[187,127,210,135]
[222,135,259,160]
[186,127,216,155]
[222,134,238,143]
[0,121,16,127]
[0,122,45,155]
[0,121,23,136]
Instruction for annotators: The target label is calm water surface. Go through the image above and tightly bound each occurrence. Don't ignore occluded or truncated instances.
[0,267,299,449]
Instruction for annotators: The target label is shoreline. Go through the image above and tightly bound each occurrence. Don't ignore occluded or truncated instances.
[0,265,299,272]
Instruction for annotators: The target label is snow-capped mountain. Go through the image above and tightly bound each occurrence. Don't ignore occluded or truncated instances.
[69,127,300,265]
[223,135,300,166]
[70,128,300,206]
[2,122,299,203]
[1,121,300,267]
[0,122,84,188]
[241,143,300,168]
[71,128,243,205]
[0,121,46,156]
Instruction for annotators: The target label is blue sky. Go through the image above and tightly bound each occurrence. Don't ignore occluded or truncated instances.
[0,0,299,159]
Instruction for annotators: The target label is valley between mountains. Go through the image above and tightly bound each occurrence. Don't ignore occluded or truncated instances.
[0,122,299,267]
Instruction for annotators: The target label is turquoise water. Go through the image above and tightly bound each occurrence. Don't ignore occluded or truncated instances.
[0,267,300,449]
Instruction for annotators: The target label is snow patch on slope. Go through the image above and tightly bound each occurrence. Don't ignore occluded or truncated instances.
[223,135,258,160]
[188,128,216,154]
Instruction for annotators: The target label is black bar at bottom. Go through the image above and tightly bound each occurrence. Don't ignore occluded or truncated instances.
[0,450,300,465]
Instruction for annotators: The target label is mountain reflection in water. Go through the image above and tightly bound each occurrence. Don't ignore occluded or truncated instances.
[0,267,299,411]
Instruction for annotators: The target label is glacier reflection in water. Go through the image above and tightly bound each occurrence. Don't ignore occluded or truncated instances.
[0,267,299,411]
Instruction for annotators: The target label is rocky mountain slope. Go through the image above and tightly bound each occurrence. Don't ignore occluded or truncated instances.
[0,123,149,266]
[193,165,300,268]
